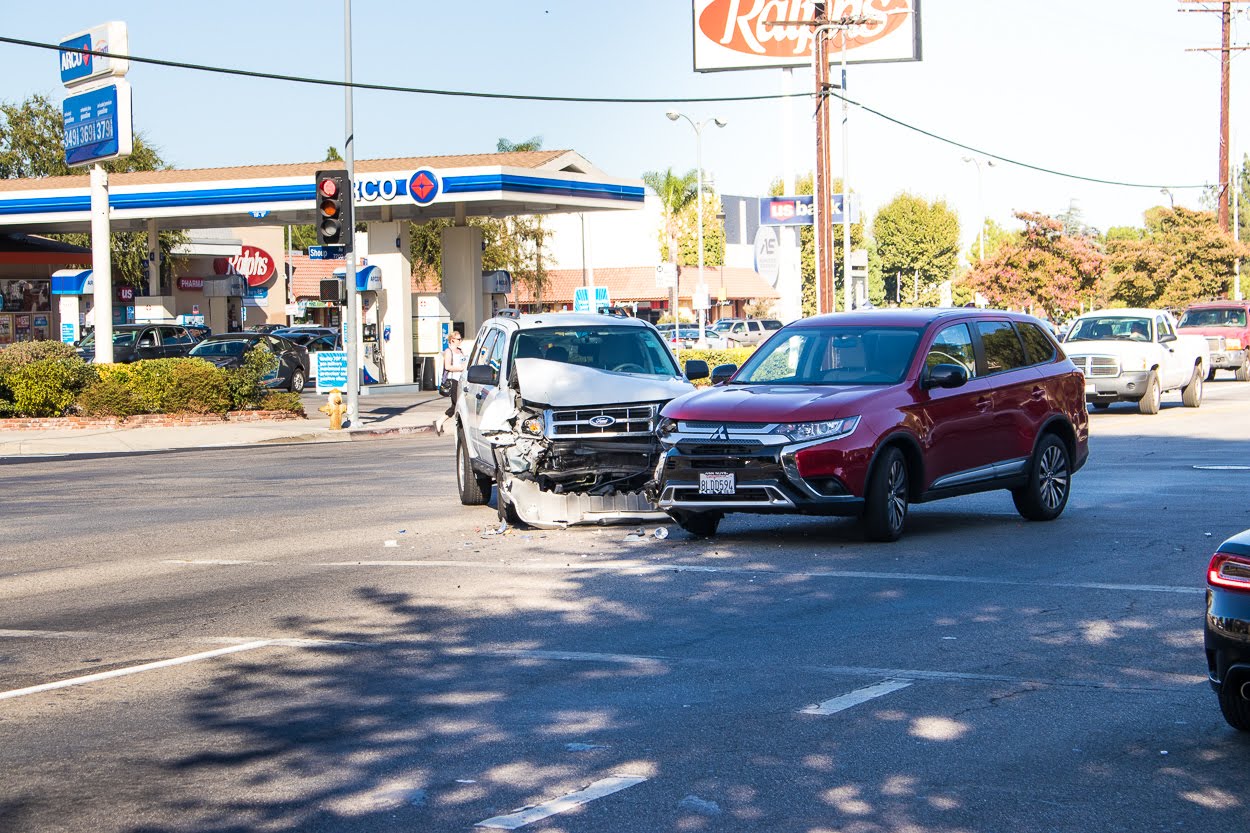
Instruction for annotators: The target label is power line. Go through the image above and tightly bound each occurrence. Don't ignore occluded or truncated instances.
[1,34,1214,192]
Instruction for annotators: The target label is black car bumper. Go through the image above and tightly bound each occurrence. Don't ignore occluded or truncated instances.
[1205,588,1250,693]
[656,442,864,517]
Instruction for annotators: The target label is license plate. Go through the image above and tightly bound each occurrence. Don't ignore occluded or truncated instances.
[698,471,735,495]
[1084,382,1096,395]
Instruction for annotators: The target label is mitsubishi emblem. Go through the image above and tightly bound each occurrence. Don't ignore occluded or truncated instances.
[709,424,730,441]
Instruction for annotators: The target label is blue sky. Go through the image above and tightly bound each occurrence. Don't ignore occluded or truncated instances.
[3,0,1246,254]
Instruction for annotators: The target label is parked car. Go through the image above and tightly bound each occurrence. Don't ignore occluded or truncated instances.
[657,323,702,350]
[654,309,1090,541]
[245,324,287,334]
[1063,308,1209,413]
[280,332,343,379]
[708,317,783,348]
[455,310,698,528]
[1176,301,1250,382]
[188,333,309,392]
[75,323,200,364]
[1205,527,1250,731]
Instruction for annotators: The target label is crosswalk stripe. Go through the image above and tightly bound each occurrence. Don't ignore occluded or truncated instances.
[475,775,647,829]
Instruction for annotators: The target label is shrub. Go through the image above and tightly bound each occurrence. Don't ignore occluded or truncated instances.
[75,372,140,417]
[4,357,96,417]
[226,345,279,410]
[674,347,756,386]
[258,391,305,416]
[0,340,81,373]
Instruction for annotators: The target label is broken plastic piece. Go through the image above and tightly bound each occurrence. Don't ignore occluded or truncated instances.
[653,527,669,540]
[384,540,399,548]
[481,521,509,538]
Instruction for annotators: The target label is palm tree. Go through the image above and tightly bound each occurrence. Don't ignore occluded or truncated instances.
[643,168,698,323]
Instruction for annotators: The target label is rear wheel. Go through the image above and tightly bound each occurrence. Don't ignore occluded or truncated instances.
[1218,677,1250,731]
[1206,367,1217,382]
[1236,355,1250,382]
[457,430,491,506]
[1012,434,1071,521]
[1181,365,1203,408]
[1138,371,1161,414]
[288,368,306,393]
[863,447,908,542]
[672,510,721,538]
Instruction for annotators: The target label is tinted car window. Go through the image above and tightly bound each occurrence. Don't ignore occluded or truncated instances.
[761,320,783,331]
[925,323,976,378]
[976,321,1028,374]
[736,326,922,385]
[1016,322,1056,365]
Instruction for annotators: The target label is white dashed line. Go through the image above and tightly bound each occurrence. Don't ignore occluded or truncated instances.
[801,679,914,715]
[0,640,275,702]
[475,775,648,829]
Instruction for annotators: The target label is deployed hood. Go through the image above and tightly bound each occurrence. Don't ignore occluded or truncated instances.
[513,357,693,407]
[664,384,890,424]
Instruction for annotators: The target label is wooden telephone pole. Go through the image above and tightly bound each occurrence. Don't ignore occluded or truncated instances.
[1181,0,1250,232]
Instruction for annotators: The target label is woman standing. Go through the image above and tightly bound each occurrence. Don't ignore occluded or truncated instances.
[434,330,466,435]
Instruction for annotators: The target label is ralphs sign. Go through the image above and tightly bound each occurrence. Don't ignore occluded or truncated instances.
[214,246,277,288]
[692,0,921,72]
[59,22,129,88]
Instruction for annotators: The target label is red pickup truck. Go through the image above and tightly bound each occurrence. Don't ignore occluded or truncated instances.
[1177,301,1250,381]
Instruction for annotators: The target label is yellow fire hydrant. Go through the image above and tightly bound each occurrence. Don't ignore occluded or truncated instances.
[319,388,348,431]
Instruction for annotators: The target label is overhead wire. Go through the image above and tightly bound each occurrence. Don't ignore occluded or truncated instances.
[0,34,1212,192]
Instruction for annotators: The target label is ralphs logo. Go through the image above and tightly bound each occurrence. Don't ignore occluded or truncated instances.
[696,0,912,60]
[214,246,277,288]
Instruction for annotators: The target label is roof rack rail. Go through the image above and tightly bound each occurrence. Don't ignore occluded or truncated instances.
[496,308,522,319]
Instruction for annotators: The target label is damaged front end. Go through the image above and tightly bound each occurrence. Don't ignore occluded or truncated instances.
[481,361,682,528]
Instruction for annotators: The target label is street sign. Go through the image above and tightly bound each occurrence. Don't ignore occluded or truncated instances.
[59,22,129,88]
[316,350,349,394]
[656,263,677,288]
[62,80,133,167]
[308,245,346,260]
[573,285,610,313]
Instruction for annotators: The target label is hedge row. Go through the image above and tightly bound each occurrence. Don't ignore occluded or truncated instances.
[672,347,756,386]
[0,340,304,419]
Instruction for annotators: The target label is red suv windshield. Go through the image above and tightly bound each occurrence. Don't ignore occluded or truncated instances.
[734,325,923,386]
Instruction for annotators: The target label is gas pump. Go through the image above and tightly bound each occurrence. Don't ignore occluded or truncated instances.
[483,270,512,318]
[334,264,386,384]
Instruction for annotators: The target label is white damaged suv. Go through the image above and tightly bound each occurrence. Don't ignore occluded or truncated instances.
[454,310,699,528]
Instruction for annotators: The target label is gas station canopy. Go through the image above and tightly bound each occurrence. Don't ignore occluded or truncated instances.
[0,150,644,234]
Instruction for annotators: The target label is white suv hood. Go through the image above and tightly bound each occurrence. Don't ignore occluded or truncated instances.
[514,357,693,407]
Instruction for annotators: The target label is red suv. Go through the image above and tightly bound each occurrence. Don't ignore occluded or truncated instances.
[654,309,1090,541]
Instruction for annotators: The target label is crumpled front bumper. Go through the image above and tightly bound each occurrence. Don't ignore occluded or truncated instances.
[499,476,667,529]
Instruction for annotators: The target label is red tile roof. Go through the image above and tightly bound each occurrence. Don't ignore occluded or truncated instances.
[509,265,780,305]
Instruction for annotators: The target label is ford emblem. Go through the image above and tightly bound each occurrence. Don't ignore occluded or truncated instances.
[589,415,617,428]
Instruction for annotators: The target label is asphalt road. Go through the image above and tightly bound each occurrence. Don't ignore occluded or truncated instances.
[2,380,1249,833]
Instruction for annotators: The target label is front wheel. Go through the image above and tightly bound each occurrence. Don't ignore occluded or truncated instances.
[1138,371,1161,414]
[1207,367,1218,382]
[1012,434,1071,521]
[1181,365,1203,408]
[288,368,306,393]
[1236,355,1250,382]
[672,510,721,538]
[863,446,908,542]
[457,430,491,506]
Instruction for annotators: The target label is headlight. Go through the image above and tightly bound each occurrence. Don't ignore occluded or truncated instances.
[1127,356,1149,371]
[772,416,860,442]
[1228,337,1243,350]
[520,414,545,436]
[657,417,677,436]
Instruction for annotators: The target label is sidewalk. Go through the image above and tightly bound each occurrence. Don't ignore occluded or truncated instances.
[0,390,452,459]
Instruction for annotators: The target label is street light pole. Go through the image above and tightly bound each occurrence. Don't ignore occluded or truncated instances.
[667,111,726,344]
[342,0,360,426]
[962,156,995,262]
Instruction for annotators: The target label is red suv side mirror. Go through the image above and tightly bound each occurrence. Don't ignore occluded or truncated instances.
[923,363,969,390]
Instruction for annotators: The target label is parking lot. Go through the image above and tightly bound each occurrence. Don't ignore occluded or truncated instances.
[2,381,1249,832]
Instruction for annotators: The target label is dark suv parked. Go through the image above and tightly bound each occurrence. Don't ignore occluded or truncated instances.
[75,324,201,363]
[655,309,1089,541]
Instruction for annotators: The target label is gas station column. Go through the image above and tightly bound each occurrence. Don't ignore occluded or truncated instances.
[367,220,414,383]
[146,219,161,296]
[440,225,484,340]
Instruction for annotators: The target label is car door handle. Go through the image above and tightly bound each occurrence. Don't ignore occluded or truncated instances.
[1030,386,1046,400]
[976,396,992,411]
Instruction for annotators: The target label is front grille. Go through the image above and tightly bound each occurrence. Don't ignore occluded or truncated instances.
[1070,355,1120,377]
[549,404,657,437]
[680,421,768,431]
[1206,336,1226,352]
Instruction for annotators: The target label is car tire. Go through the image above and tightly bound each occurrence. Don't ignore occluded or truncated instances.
[672,510,721,538]
[1092,402,1110,410]
[1011,433,1071,522]
[1236,355,1250,382]
[494,466,523,525]
[457,429,491,506]
[288,368,306,393]
[1181,365,1203,408]
[1206,367,1217,382]
[863,446,908,542]
[1138,371,1161,414]
[1218,677,1250,731]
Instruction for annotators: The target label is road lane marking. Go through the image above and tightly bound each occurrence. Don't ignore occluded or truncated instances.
[0,628,96,639]
[801,679,913,715]
[0,640,275,702]
[313,559,1202,595]
[475,775,647,829]
[162,559,268,565]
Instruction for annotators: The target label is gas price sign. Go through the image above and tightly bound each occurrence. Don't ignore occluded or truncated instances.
[62,80,133,167]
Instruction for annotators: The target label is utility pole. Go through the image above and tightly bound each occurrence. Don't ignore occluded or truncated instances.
[1181,0,1250,232]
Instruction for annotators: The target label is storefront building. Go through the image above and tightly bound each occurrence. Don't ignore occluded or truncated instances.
[0,232,92,344]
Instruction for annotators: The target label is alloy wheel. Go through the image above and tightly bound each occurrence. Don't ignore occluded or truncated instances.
[887,459,908,531]
[1037,444,1070,511]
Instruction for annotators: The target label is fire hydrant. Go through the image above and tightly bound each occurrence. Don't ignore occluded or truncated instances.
[319,388,348,431]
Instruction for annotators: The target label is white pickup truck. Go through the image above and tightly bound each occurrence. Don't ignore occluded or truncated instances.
[1062,308,1209,414]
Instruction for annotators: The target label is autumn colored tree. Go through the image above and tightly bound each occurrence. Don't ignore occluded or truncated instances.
[873,193,960,306]
[966,211,1104,320]
[1102,207,1247,309]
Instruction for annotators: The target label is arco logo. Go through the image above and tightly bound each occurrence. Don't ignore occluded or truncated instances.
[408,169,440,206]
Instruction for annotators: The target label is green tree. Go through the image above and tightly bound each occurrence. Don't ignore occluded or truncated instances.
[963,218,1016,266]
[643,167,699,266]
[0,93,185,287]
[675,190,725,267]
[967,211,1104,320]
[873,193,961,306]
[1102,207,1247,309]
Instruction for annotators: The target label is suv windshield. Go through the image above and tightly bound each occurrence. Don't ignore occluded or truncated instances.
[511,325,679,376]
[735,326,922,385]
[1067,317,1151,342]
[1179,308,1247,328]
[712,320,736,333]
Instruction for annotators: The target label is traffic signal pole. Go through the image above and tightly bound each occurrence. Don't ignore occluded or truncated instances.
[343,0,359,425]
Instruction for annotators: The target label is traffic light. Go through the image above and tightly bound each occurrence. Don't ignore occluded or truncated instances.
[314,169,352,249]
